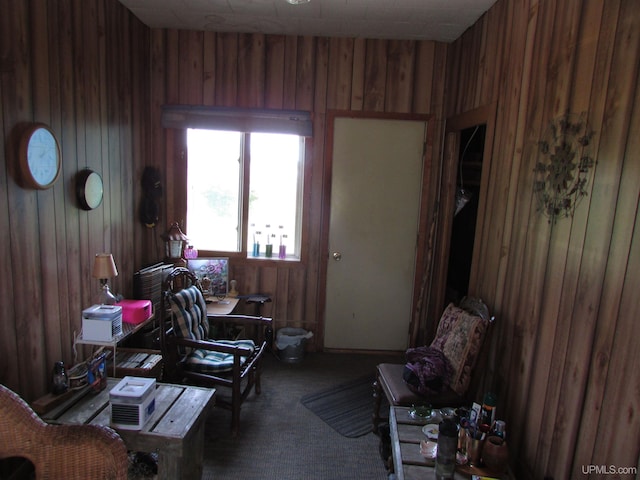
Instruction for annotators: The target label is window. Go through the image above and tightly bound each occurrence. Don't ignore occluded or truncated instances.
[186,128,305,260]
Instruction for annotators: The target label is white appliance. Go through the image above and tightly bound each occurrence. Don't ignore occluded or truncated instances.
[109,376,156,430]
[82,304,123,342]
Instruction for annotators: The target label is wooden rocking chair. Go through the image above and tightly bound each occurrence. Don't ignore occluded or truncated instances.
[160,267,273,436]
[373,296,493,434]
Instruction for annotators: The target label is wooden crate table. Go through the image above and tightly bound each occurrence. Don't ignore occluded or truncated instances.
[389,406,512,480]
[41,378,215,480]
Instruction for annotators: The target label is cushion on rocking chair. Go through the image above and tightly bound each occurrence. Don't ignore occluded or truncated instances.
[169,285,209,341]
[430,303,488,396]
[168,285,257,373]
[187,339,256,373]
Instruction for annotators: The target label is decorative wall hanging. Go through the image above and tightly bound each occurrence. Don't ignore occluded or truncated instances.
[534,112,595,223]
[140,166,162,228]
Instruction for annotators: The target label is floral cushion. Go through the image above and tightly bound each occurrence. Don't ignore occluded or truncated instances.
[168,285,209,341]
[430,303,488,396]
[187,340,256,373]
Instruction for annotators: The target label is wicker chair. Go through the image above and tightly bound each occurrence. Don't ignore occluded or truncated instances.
[160,267,273,436]
[0,383,128,479]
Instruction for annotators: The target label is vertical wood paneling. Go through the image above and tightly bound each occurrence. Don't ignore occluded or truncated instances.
[557,3,607,470]
[518,0,581,472]
[238,33,265,108]
[533,0,597,474]
[350,38,366,110]
[164,29,181,229]
[0,28,15,388]
[313,37,329,114]
[550,3,638,476]
[478,4,506,107]
[1,0,28,395]
[295,37,315,111]
[215,33,238,106]
[444,0,640,477]
[265,35,285,108]
[413,41,447,344]
[145,28,167,267]
[282,36,297,109]
[4,3,636,477]
[47,0,71,364]
[471,0,514,305]
[57,0,83,361]
[0,0,149,400]
[413,41,435,114]
[326,38,354,110]
[179,30,203,105]
[31,0,63,377]
[363,39,387,111]
[594,193,640,466]
[385,40,415,113]
[202,32,216,106]
[11,0,48,400]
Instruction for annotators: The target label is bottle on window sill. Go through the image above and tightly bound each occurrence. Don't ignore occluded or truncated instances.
[253,230,262,257]
[266,234,276,258]
[279,231,288,259]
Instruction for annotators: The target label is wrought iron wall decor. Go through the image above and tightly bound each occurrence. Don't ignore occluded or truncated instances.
[534,112,595,223]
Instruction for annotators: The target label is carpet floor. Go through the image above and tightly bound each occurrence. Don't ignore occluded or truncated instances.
[199,350,403,480]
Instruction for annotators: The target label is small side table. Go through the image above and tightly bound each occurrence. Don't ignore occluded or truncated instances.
[243,294,272,316]
[239,295,273,348]
[42,378,215,480]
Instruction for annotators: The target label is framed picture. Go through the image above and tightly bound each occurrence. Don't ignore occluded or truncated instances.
[187,257,229,296]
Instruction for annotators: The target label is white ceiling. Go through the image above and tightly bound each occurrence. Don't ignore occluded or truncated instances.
[118,0,497,43]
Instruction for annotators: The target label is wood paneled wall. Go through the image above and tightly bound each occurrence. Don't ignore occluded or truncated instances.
[444,0,640,477]
[0,0,150,400]
[2,0,638,478]
[147,32,449,348]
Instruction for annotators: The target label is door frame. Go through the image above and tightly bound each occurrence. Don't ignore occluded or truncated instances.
[316,110,435,351]
[426,103,498,341]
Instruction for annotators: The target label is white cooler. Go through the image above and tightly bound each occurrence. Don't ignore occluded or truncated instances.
[82,304,123,342]
[110,376,156,430]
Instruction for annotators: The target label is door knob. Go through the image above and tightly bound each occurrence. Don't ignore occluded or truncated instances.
[332,252,342,261]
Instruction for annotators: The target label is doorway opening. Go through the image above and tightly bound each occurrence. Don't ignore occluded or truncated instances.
[444,124,486,306]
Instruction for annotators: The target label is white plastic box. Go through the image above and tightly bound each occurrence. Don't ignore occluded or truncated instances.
[82,304,123,342]
[109,376,156,430]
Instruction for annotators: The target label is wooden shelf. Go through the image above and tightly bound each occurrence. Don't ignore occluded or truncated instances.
[75,314,155,376]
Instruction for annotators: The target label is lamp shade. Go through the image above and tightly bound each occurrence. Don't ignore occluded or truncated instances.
[92,253,118,279]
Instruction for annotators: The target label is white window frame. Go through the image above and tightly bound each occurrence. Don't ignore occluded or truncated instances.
[184,129,306,260]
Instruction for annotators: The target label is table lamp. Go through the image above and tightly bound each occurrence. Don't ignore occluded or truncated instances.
[92,253,118,305]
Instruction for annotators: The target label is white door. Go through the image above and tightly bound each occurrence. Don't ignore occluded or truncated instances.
[324,117,427,351]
